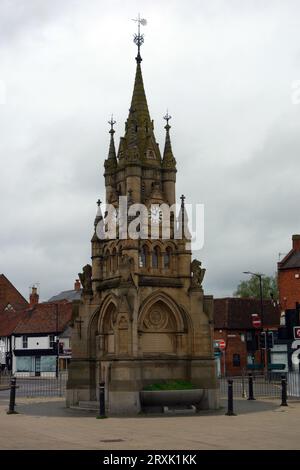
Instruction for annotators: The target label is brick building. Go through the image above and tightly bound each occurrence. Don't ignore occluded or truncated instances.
[278,234,300,311]
[12,300,73,376]
[0,277,74,374]
[214,298,280,376]
[0,274,28,371]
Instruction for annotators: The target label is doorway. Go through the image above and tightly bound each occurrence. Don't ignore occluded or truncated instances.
[35,356,41,377]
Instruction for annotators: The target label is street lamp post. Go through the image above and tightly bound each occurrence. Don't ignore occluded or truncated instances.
[243,271,268,375]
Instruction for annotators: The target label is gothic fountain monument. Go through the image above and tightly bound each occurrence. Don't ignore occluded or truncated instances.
[66,19,219,415]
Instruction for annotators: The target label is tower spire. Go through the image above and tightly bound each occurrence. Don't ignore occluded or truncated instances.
[129,15,150,125]
[128,61,151,126]
[162,111,176,168]
[117,17,161,166]
[104,115,117,172]
[107,115,117,160]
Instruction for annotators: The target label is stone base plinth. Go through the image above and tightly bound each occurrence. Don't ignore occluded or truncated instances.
[66,357,219,415]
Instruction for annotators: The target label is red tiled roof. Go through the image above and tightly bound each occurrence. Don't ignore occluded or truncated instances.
[0,275,29,336]
[278,249,300,269]
[0,274,28,309]
[14,301,73,335]
[214,297,280,330]
[0,275,73,337]
[0,307,27,337]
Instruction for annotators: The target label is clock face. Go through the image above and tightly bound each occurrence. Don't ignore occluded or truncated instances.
[149,206,161,224]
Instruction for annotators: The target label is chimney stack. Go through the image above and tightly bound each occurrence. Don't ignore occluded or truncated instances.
[292,234,300,251]
[29,286,39,307]
[74,279,81,292]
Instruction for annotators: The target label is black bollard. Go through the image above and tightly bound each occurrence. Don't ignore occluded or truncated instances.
[280,375,288,407]
[7,377,18,415]
[98,381,106,418]
[225,379,236,416]
[248,373,255,400]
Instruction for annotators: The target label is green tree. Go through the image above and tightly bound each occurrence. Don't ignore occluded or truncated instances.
[234,274,278,300]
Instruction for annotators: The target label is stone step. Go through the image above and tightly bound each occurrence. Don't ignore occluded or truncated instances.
[78,401,99,410]
[69,406,98,412]
[163,405,196,415]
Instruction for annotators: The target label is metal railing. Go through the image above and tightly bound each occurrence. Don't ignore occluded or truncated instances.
[0,371,68,397]
[219,372,300,399]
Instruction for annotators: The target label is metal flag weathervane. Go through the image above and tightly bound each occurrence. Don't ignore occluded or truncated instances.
[108,114,116,135]
[132,14,147,63]
[164,110,172,129]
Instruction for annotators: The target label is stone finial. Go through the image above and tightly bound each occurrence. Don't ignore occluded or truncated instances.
[162,111,176,169]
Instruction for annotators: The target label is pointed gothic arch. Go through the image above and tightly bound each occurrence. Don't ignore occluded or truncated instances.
[139,292,186,331]
[138,292,191,356]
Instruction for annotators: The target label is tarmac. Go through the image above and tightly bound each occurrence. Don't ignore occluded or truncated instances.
[0,396,299,450]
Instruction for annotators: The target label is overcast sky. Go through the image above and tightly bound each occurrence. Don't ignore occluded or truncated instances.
[1,0,300,301]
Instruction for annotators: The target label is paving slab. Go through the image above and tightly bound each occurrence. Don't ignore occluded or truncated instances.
[0,396,299,450]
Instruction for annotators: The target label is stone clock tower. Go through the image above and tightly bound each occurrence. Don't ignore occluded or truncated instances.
[66,21,219,414]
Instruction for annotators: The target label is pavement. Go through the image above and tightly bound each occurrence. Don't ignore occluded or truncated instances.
[0,396,299,450]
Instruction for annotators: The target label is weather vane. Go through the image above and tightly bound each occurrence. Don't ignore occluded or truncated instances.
[132,14,147,63]
[108,114,116,134]
[163,110,172,128]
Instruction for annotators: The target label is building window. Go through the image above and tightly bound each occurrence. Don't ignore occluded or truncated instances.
[247,354,255,365]
[112,248,117,272]
[139,245,148,268]
[16,356,32,372]
[104,250,110,275]
[49,335,55,348]
[164,247,172,269]
[22,336,28,349]
[152,246,160,269]
[233,354,241,367]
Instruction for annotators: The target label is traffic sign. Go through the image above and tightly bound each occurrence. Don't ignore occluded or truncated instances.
[294,326,300,340]
[215,339,226,350]
[251,314,262,328]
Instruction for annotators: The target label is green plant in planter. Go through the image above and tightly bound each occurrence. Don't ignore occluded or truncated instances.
[143,380,195,391]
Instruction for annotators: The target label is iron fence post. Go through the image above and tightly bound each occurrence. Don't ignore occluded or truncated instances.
[280,375,288,406]
[248,373,255,400]
[59,372,61,397]
[98,381,106,418]
[242,370,247,398]
[225,379,236,416]
[7,377,18,414]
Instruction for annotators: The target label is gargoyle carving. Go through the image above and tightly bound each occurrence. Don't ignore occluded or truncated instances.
[191,259,206,288]
[78,264,93,295]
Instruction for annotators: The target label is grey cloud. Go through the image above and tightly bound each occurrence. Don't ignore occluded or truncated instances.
[1,0,300,301]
